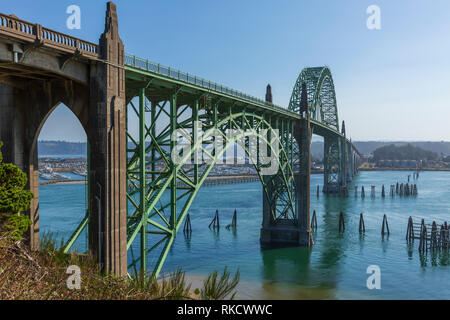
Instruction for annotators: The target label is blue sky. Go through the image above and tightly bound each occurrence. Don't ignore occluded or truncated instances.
[3,0,450,142]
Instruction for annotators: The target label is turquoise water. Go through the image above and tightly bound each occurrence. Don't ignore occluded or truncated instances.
[39,171,450,300]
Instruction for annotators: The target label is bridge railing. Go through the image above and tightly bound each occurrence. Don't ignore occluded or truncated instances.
[125,54,291,114]
[40,26,98,57]
[0,13,98,58]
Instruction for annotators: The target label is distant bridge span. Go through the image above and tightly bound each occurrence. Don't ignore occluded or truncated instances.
[0,2,360,277]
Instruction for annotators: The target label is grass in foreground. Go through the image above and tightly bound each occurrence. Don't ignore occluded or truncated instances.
[0,231,240,300]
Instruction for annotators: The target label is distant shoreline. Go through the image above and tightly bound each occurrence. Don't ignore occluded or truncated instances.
[38,168,450,186]
[39,180,86,186]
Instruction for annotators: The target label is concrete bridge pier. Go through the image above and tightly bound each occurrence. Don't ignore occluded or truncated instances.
[260,83,312,247]
[295,117,313,246]
[339,121,348,192]
[87,2,127,276]
[0,2,127,276]
[260,117,312,246]
[347,143,355,182]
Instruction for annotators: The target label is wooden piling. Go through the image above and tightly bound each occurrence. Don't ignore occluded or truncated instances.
[390,185,395,197]
[361,186,365,198]
[444,222,449,249]
[317,185,320,198]
[354,185,358,198]
[406,216,414,241]
[359,213,365,233]
[431,221,438,251]
[396,182,399,194]
[216,210,220,229]
[184,213,192,233]
[311,210,318,229]
[226,210,237,230]
[381,185,385,197]
[439,225,444,250]
[339,212,345,232]
[381,214,390,235]
[419,220,427,253]
[209,210,220,229]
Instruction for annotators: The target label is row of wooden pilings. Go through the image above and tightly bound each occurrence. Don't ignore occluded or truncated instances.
[310,211,391,235]
[183,209,238,233]
[406,217,449,253]
[311,211,449,253]
[196,177,259,187]
[353,183,418,198]
[315,183,418,198]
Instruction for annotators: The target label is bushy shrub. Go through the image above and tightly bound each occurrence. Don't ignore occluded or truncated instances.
[0,213,32,241]
[0,140,33,218]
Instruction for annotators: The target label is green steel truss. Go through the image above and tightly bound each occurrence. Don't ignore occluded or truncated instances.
[288,67,342,192]
[124,67,297,278]
[63,55,355,277]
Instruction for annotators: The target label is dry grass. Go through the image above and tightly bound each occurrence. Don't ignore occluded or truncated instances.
[0,234,194,300]
[0,233,240,300]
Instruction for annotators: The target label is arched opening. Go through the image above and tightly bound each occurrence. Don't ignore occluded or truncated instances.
[36,103,88,252]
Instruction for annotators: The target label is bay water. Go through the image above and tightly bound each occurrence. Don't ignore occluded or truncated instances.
[39,170,450,299]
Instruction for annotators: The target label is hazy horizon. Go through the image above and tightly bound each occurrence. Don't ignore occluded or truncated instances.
[6,0,448,142]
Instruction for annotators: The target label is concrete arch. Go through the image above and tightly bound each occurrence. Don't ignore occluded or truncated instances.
[0,80,90,249]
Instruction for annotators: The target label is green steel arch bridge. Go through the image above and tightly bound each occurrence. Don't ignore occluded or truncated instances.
[0,2,360,278]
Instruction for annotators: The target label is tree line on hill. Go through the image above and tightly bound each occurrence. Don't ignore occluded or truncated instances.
[38,141,86,156]
[371,144,438,162]
[311,141,450,160]
[38,140,450,163]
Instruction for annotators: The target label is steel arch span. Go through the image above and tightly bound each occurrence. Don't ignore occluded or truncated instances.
[124,91,297,278]
[288,67,343,193]
[288,67,339,131]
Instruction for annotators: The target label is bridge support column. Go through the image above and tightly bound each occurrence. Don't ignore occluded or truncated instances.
[339,121,347,193]
[0,84,40,250]
[88,2,127,277]
[323,136,340,194]
[347,144,353,182]
[260,177,275,244]
[261,116,312,247]
[295,117,313,246]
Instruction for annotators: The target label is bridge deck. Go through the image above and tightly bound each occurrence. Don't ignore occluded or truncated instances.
[124,54,350,144]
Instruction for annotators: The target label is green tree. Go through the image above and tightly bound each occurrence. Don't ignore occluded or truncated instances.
[0,141,33,213]
[372,144,438,162]
[0,141,33,241]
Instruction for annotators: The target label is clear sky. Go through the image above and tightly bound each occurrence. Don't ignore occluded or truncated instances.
[3,0,449,142]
